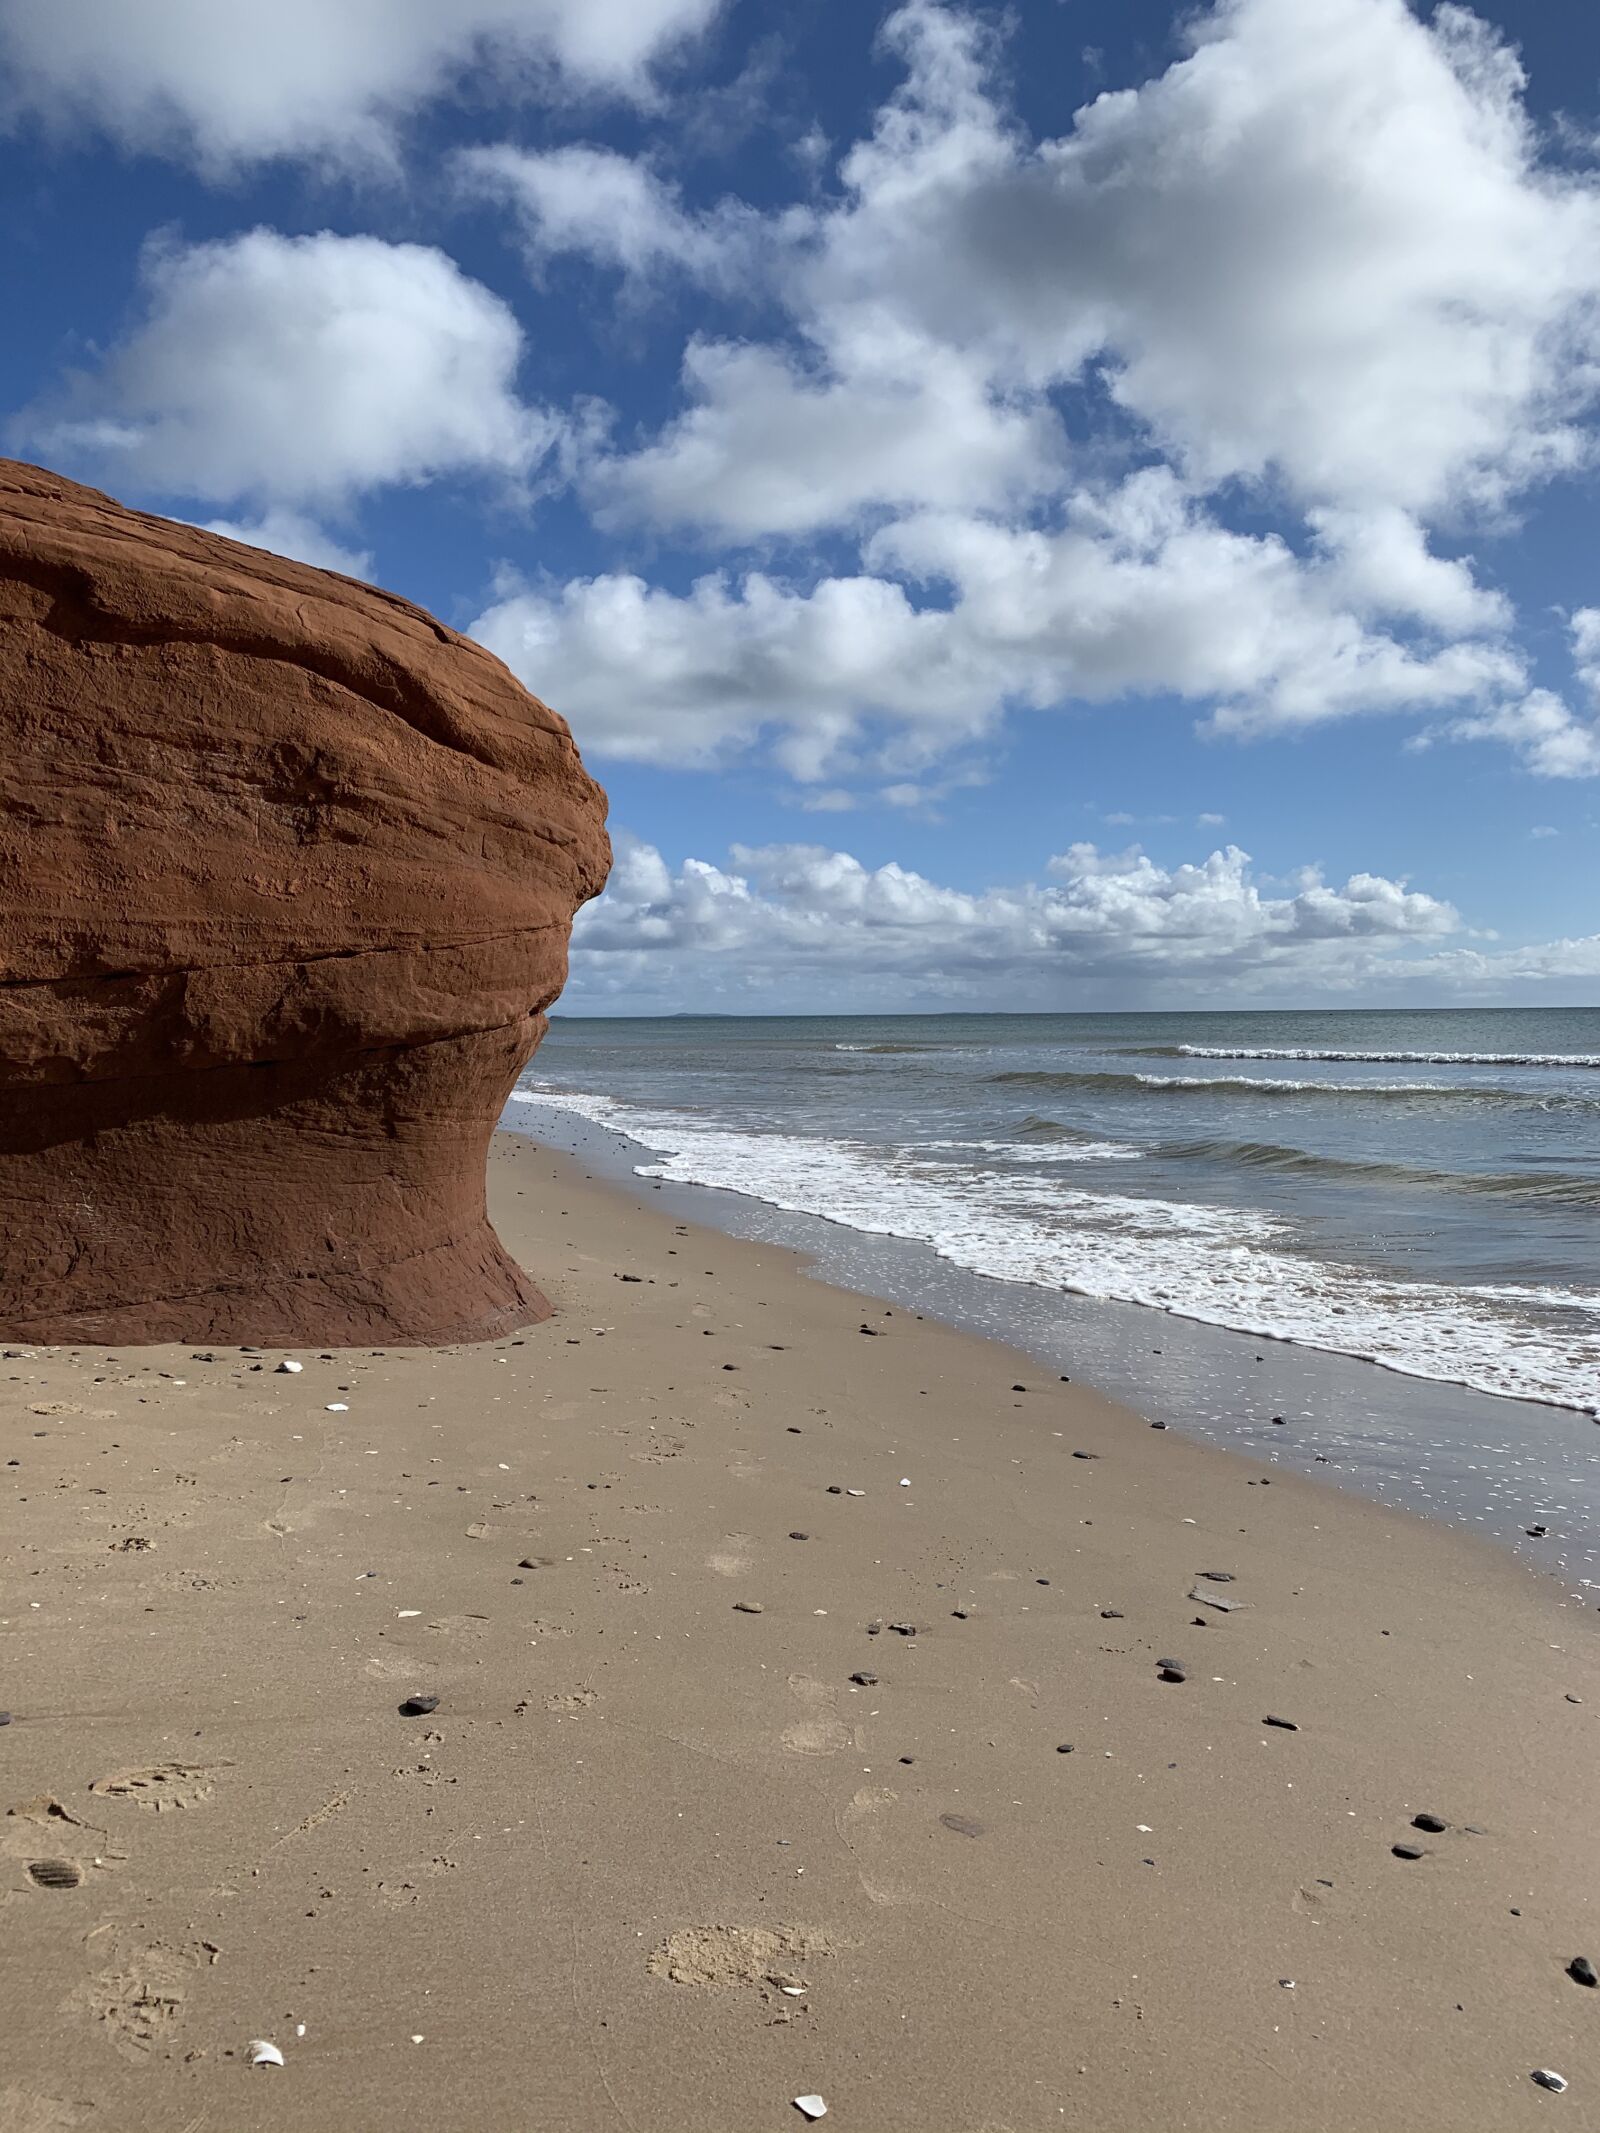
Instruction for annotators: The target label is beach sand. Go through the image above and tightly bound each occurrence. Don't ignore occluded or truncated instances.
[2,1133,1596,2131]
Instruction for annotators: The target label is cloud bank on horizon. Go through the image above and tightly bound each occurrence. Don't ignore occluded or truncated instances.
[3,0,1599,1008]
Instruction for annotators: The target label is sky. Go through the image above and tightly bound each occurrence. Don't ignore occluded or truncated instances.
[4,0,1600,1013]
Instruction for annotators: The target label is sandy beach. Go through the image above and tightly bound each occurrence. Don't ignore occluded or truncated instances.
[2,1131,1596,2132]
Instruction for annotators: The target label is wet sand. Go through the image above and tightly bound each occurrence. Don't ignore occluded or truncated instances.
[2,1134,1597,2131]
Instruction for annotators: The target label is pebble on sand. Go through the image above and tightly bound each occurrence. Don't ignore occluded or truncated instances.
[850,1670,879,1686]
[1412,1813,1449,1833]
[1157,1661,1187,1683]
[398,1694,440,1717]
[1391,1843,1427,1861]
[733,1601,765,1614]
[275,1360,303,1375]
[1262,1715,1299,1731]
[1568,1956,1597,1988]
[1531,2070,1568,2094]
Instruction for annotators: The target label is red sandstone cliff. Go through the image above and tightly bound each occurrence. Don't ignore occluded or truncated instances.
[0,459,610,1345]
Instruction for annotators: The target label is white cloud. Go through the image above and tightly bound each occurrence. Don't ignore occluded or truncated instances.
[479,469,1525,780]
[21,229,559,510]
[0,0,724,168]
[465,0,1600,786]
[565,832,1476,1010]
[199,509,374,579]
[456,143,755,285]
[1444,687,1600,778]
[1572,607,1600,704]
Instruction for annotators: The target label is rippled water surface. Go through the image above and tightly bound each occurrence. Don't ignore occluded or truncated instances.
[516,1008,1600,1416]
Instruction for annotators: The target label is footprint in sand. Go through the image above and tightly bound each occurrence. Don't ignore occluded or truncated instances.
[88,1763,227,1814]
[647,1923,837,1990]
[70,1942,199,2059]
[3,1796,122,1889]
[781,1674,859,1757]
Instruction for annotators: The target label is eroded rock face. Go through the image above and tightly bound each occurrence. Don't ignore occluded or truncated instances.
[0,460,610,1345]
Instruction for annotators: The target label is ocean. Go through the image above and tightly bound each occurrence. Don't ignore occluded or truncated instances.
[506,1007,1600,1567]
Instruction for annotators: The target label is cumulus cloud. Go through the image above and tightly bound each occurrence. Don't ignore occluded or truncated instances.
[467,0,1600,784]
[456,144,757,287]
[565,832,1470,1009]
[20,229,559,510]
[477,469,1524,779]
[198,510,374,580]
[0,0,725,168]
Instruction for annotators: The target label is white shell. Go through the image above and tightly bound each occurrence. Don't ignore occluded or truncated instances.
[793,2098,827,2121]
[276,1360,304,1375]
[325,1402,349,1412]
[249,2039,285,2068]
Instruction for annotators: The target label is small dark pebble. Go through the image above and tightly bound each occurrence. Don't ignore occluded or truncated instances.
[866,1619,883,1635]
[1150,1420,1168,1430]
[1157,1661,1187,1683]
[789,1531,810,1541]
[1101,1608,1124,1620]
[1059,1375,1070,1382]
[1271,1416,1285,1425]
[1262,1715,1298,1731]
[1199,1571,1235,1583]
[1391,1843,1427,1861]
[952,1608,970,1620]
[733,1601,764,1614]
[1072,1450,1098,1461]
[898,1755,915,1765]
[0,1712,11,1727]
[1012,1383,1026,1393]
[1056,1743,1074,1754]
[850,1671,879,1687]
[1568,1956,1598,1988]
[826,1485,843,1494]
[721,1363,737,1372]
[398,1695,440,1717]
[1412,1812,1448,1833]
[859,1325,881,1337]
[888,1622,917,1637]
[1526,1524,1548,1537]
[1191,1616,1208,1626]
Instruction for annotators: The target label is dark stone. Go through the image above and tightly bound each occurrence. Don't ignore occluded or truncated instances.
[1072,1450,1098,1460]
[789,1531,810,1541]
[398,1694,440,1717]
[826,1485,843,1494]
[1056,1743,1074,1754]
[1101,1608,1124,1620]
[1568,1956,1597,1988]
[1263,1715,1299,1731]
[1391,1843,1427,1860]
[1157,1661,1187,1683]
[1412,1812,1448,1833]
[849,1670,878,1687]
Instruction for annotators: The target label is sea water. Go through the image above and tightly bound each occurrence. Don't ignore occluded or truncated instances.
[504,1008,1600,1569]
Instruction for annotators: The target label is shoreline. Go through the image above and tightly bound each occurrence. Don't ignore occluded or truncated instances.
[506,1096,1600,1581]
[1,1134,1596,2131]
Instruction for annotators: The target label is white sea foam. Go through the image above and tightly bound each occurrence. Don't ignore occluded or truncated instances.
[1169,1045,1600,1068]
[506,1084,1600,1413]
[922,1137,1142,1163]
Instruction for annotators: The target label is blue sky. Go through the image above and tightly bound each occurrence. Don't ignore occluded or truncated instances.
[3,0,1600,1011]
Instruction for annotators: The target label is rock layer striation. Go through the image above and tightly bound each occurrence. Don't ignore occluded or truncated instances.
[0,460,610,1345]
